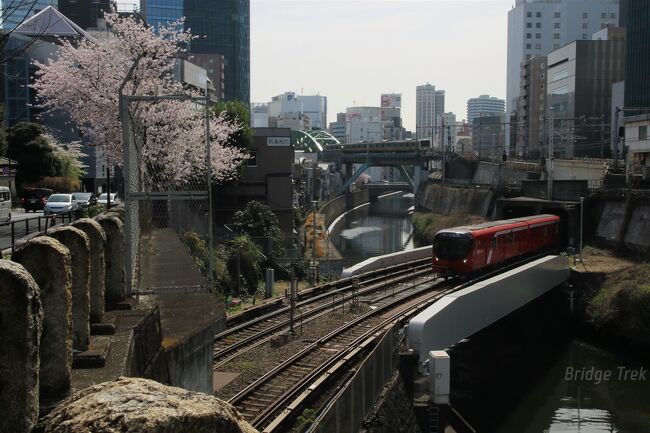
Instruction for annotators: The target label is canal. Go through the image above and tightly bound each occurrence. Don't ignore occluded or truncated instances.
[329,191,414,268]
[449,289,650,433]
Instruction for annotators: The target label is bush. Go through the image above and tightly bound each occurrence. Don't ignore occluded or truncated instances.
[40,176,80,193]
[179,231,230,296]
[411,212,486,246]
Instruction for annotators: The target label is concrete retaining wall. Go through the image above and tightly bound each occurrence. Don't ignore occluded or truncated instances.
[418,184,493,218]
[342,246,431,278]
[310,323,400,433]
[594,197,650,254]
[321,190,370,230]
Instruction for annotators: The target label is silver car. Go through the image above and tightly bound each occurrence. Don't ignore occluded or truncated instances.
[43,193,78,216]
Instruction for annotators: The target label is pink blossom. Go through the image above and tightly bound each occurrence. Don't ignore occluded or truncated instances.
[32,13,246,185]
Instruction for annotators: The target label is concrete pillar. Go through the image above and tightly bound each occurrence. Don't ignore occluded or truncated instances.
[96,214,126,303]
[47,226,91,351]
[72,218,107,323]
[0,260,43,433]
[12,237,72,397]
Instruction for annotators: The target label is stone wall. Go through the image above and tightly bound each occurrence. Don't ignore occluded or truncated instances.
[358,373,422,433]
[418,184,494,218]
[594,196,650,255]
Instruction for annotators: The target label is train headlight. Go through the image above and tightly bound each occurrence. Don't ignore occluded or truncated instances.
[463,259,468,263]
[434,257,439,261]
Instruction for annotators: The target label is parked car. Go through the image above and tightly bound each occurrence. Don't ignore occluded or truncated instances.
[20,187,53,212]
[43,193,78,216]
[97,193,119,205]
[72,192,96,208]
[0,186,11,224]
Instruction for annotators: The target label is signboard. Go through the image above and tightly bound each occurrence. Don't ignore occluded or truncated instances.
[267,137,291,147]
[381,93,402,108]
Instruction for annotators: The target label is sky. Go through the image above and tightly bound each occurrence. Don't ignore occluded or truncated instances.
[118,0,513,131]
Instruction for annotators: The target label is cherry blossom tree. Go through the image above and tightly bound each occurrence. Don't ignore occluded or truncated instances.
[32,13,246,185]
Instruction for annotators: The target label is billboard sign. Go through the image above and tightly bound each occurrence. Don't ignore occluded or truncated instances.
[381,93,402,108]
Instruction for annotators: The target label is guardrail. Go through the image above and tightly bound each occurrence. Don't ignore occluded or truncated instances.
[1,210,78,252]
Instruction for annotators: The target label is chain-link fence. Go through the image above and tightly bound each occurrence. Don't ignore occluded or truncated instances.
[122,93,213,294]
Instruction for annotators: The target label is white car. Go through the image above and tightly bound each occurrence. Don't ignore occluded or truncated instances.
[43,194,78,216]
[97,193,119,205]
[0,186,11,224]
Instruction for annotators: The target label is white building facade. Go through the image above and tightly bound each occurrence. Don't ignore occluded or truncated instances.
[345,106,382,143]
[268,91,327,130]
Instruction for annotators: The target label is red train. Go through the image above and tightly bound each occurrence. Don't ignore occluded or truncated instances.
[432,214,560,276]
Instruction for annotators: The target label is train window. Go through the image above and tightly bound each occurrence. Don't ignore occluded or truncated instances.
[492,237,497,248]
[433,233,473,260]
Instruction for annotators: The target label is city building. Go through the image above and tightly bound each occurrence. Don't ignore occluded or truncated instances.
[438,112,458,152]
[251,103,269,128]
[186,53,225,100]
[328,112,346,143]
[547,36,625,158]
[277,112,311,130]
[472,115,506,161]
[214,128,294,237]
[268,92,327,130]
[345,106,382,143]
[624,114,650,179]
[514,56,547,158]
[0,0,57,30]
[140,0,250,103]
[380,93,404,141]
[58,0,112,29]
[416,83,445,142]
[621,0,650,115]
[506,0,620,148]
[467,95,505,124]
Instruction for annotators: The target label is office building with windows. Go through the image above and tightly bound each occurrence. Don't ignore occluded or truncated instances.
[416,83,445,143]
[141,0,250,103]
[514,56,547,158]
[547,37,625,158]
[467,95,505,124]
[506,0,620,149]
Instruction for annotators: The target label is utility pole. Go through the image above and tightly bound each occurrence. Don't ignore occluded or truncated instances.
[441,116,446,183]
[491,133,496,186]
[547,110,554,201]
[600,114,605,159]
[614,107,620,171]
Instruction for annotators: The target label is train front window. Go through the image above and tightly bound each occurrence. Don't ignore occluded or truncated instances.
[433,233,472,261]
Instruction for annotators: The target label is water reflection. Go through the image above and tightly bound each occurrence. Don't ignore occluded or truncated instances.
[330,192,414,267]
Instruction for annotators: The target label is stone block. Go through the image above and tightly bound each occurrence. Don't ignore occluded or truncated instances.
[623,205,650,253]
[13,236,73,397]
[35,377,258,433]
[47,226,91,351]
[595,201,626,246]
[0,260,43,433]
[96,215,126,304]
[72,218,107,323]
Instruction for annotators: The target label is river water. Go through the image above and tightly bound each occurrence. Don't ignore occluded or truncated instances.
[329,191,415,267]
[331,194,650,432]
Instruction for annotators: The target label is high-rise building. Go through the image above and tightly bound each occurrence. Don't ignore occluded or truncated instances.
[547,37,625,158]
[380,93,404,141]
[141,0,250,103]
[58,0,112,29]
[621,0,650,114]
[506,0,620,147]
[438,112,458,152]
[514,57,547,158]
[467,95,506,124]
[0,0,58,30]
[416,84,445,142]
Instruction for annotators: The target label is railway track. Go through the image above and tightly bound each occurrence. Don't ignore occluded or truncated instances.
[214,258,434,368]
[227,276,454,430]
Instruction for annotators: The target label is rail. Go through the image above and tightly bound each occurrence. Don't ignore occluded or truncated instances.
[1,210,77,252]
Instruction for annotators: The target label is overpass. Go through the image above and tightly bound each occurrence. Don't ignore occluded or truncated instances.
[319,140,440,195]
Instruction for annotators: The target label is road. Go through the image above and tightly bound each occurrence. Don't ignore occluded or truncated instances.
[0,209,49,252]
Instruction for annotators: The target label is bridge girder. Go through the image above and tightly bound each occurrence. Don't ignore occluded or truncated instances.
[292,129,340,153]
